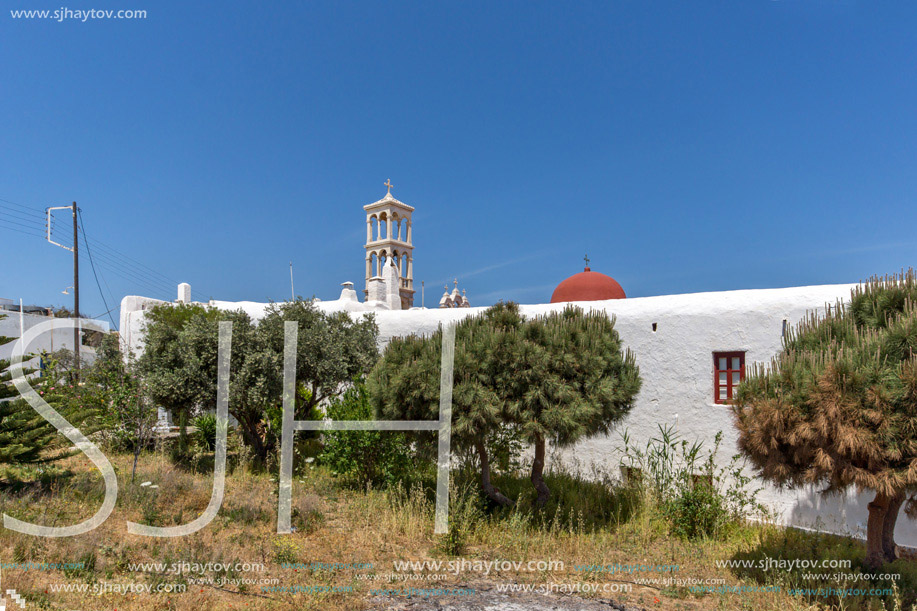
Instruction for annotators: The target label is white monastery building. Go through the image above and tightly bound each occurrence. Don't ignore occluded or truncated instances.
[119,186,915,548]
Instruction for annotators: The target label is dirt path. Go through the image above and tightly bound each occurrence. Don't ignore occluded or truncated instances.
[368,582,646,610]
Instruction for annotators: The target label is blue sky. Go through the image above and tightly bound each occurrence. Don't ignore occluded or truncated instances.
[1,1,915,327]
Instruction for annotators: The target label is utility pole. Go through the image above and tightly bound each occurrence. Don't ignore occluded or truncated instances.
[290,261,295,301]
[72,202,80,373]
[46,203,80,375]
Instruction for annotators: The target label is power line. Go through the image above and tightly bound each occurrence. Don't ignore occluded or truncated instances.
[93,263,173,301]
[0,204,45,227]
[5,211,175,301]
[80,231,210,299]
[86,240,181,289]
[0,221,45,239]
[4,219,208,303]
[0,213,45,233]
[67,208,207,299]
[0,197,45,213]
[78,208,118,330]
[90,302,122,321]
[89,254,178,298]
[79,245,180,295]
[3,195,212,303]
[91,261,173,300]
[89,239,119,319]
[72,215,207,300]
[83,247,190,301]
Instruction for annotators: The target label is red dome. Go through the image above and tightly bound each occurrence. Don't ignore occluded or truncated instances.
[551,267,626,303]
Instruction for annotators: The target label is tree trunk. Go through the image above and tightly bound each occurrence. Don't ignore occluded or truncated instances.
[866,491,890,569]
[177,410,189,455]
[474,438,513,506]
[236,413,268,463]
[131,411,142,483]
[881,492,904,562]
[248,426,267,462]
[531,434,550,508]
[132,447,140,483]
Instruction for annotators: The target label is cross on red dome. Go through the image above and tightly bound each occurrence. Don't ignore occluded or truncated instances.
[550,266,626,303]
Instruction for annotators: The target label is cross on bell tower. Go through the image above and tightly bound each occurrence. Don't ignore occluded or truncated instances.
[363,181,415,308]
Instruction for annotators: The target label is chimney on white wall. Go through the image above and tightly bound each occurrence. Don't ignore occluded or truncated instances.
[177,283,191,304]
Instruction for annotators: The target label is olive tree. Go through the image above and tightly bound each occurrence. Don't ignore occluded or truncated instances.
[136,303,222,450]
[258,299,379,420]
[166,308,282,461]
[137,299,378,464]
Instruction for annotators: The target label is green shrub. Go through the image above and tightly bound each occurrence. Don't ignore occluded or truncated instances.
[623,425,766,539]
[0,346,99,465]
[193,413,217,451]
[319,379,412,488]
[663,479,726,539]
[438,482,484,556]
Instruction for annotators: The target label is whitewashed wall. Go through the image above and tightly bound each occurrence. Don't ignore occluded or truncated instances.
[120,283,915,547]
[119,295,169,359]
[0,310,106,364]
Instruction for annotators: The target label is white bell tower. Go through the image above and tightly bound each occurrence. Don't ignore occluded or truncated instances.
[364,180,415,309]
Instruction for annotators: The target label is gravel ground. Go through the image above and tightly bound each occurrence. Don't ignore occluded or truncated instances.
[368,582,647,611]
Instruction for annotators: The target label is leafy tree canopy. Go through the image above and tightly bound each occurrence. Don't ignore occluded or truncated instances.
[369,302,640,507]
[136,299,378,463]
[734,270,917,567]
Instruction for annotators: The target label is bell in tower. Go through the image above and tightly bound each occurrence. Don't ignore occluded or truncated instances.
[363,180,415,309]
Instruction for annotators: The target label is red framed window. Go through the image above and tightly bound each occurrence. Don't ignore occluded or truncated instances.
[714,351,745,404]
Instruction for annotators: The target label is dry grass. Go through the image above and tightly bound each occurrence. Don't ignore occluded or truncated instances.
[0,449,914,611]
